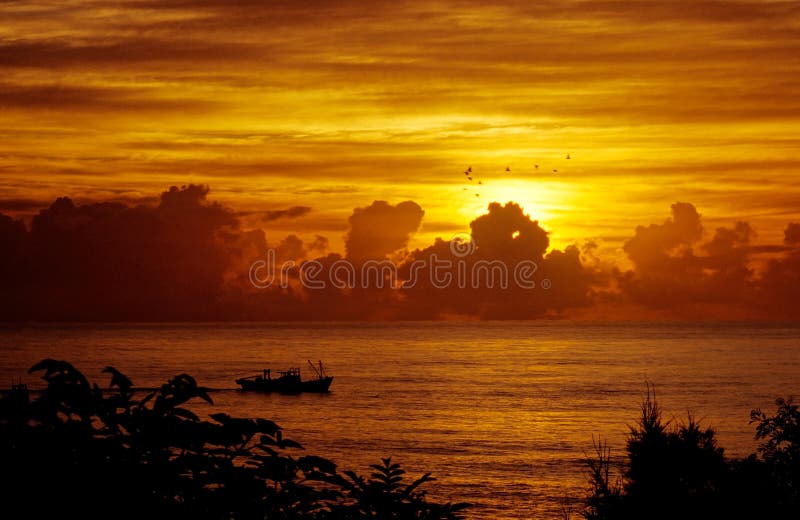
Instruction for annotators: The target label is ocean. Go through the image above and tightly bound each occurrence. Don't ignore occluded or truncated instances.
[1,321,798,518]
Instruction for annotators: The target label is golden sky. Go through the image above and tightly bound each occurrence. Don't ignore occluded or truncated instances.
[2,0,800,258]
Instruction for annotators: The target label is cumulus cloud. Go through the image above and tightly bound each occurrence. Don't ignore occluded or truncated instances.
[0,185,254,320]
[345,200,424,261]
[623,202,703,270]
[396,202,598,319]
[704,221,754,258]
[470,202,549,260]
[263,233,329,263]
[615,202,761,317]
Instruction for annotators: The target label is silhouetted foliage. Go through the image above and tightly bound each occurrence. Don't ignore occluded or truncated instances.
[330,458,468,519]
[0,360,468,520]
[747,397,800,510]
[584,437,623,520]
[584,389,800,520]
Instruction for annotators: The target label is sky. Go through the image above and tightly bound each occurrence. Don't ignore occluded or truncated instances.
[2,0,800,320]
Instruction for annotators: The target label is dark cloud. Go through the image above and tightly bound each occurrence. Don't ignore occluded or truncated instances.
[270,233,329,263]
[784,222,800,245]
[752,222,800,318]
[3,185,800,321]
[307,234,329,257]
[470,202,550,260]
[262,206,311,222]
[615,203,767,317]
[265,233,330,265]
[345,200,424,261]
[274,234,305,262]
[0,184,247,320]
[393,202,598,319]
[624,202,704,270]
[704,221,754,258]
[0,213,26,277]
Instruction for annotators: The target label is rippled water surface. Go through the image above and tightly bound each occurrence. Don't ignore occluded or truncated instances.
[2,322,799,518]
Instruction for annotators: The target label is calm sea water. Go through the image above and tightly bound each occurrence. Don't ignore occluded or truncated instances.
[1,322,799,518]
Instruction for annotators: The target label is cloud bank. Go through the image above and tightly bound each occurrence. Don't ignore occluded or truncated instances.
[1,185,799,321]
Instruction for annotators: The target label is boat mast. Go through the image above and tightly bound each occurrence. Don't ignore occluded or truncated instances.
[307,360,326,379]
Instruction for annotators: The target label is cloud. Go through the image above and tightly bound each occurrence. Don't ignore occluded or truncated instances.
[615,202,761,317]
[704,221,754,256]
[0,39,257,69]
[470,202,550,260]
[262,206,311,222]
[395,202,598,319]
[0,184,247,320]
[623,202,704,270]
[307,234,329,257]
[345,200,424,261]
[3,184,800,321]
[0,82,217,112]
[784,222,800,245]
[271,233,329,263]
[0,213,26,277]
[756,222,800,318]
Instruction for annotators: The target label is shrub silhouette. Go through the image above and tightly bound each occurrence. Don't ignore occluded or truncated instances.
[584,436,623,520]
[332,458,466,519]
[746,397,800,511]
[584,389,800,520]
[0,359,468,520]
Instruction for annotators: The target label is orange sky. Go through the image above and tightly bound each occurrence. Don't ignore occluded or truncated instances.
[2,0,800,260]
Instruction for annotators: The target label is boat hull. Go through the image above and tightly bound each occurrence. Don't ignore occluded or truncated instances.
[236,376,333,393]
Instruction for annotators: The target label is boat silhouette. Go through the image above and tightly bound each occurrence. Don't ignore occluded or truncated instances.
[236,360,333,393]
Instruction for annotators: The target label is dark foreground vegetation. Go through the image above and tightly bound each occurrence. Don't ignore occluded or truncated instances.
[584,387,800,520]
[1,362,797,519]
[0,360,467,520]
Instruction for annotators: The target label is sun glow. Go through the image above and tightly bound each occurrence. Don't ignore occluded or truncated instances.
[467,177,572,224]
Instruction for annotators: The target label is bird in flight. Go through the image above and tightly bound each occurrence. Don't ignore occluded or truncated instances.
[475,193,480,197]
[553,169,558,173]
[468,166,472,173]
[566,153,571,159]
[468,176,472,181]
[534,164,539,170]
[478,180,482,185]
[505,166,511,172]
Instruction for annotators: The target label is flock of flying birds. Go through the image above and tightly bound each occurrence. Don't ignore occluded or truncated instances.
[461,153,571,197]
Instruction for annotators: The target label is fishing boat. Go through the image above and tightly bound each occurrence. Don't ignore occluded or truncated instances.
[235,360,333,393]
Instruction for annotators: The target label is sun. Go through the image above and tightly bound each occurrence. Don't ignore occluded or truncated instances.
[465,178,566,224]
